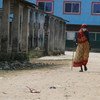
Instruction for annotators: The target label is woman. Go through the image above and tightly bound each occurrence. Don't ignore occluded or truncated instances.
[73,24,90,72]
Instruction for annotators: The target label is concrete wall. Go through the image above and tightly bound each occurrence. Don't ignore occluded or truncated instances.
[29,9,66,55]
[30,0,100,25]
[29,0,100,51]
[54,0,100,25]
[0,0,66,56]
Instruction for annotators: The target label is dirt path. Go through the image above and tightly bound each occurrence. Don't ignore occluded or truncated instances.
[0,51,100,100]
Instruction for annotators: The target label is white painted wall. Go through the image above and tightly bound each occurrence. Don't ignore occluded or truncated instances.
[66,31,76,40]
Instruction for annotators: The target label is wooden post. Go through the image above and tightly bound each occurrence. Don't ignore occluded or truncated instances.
[29,9,34,49]
[62,22,66,52]
[12,2,20,52]
[44,14,49,55]
[0,16,2,51]
[48,17,54,54]
[21,6,29,53]
[59,21,63,52]
[1,0,10,53]
[54,19,58,50]
[38,13,45,49]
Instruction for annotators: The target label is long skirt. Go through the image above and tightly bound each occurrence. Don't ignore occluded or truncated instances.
[73,41,90,67]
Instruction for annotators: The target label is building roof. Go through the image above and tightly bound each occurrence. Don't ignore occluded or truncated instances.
[20,0,68,22]
[20,0,37,8]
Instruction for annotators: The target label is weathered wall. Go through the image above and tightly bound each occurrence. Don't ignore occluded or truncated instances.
[0,0,66,59]
[29,10,45,50]
[48,17,66,55]
[1,0,10,53]
[0,16,2,50]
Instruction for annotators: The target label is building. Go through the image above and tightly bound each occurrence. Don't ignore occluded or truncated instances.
[0,0,66,61]
[30,0,100,51]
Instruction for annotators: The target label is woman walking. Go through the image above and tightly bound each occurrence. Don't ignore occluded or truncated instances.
[73,24,91,72]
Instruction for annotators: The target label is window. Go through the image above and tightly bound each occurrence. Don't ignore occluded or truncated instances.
[0,0,3,8]
[96,33,100,41]
[92,2,100,15]
[67,31,75,40]
[64,1,81,14]
[89,33,96,41]
[89,32,100,41]
[37,0,54,13]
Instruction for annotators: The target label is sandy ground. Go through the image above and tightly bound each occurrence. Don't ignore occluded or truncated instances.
[0,51,100,100]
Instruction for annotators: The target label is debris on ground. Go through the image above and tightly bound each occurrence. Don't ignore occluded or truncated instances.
[26,86,40,93]
[49,86,56,89]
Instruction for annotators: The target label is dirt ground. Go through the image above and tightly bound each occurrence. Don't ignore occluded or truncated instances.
[0,51,100,100]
